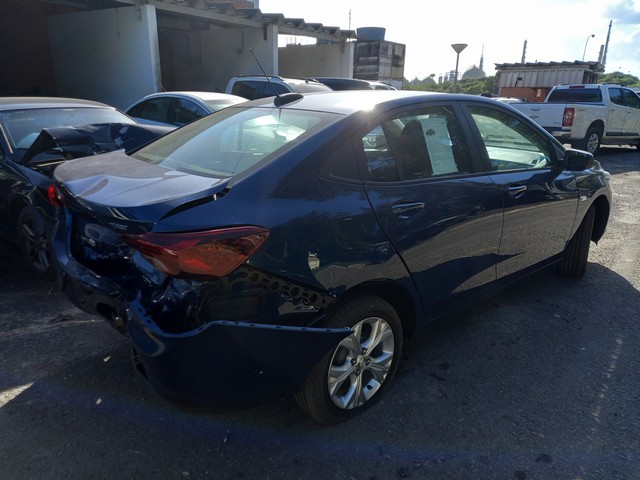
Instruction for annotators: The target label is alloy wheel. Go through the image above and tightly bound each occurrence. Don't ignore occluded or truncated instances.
[327,316,395,410]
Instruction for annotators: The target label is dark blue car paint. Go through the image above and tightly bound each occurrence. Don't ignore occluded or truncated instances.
[51,91,612,410]
[127,296,352,408]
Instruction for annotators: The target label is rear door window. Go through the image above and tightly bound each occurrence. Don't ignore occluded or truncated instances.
[128,98,172,124]
[172,98,208,125]
[360,105,473,182]
[609,88,624,106]
[623,89,640,109]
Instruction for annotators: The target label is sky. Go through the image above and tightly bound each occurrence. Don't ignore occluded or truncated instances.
[258,0,640,81]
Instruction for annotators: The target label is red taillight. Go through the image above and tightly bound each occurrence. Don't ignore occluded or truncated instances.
[47,184,65,208]
[122,226,269,278]
[562,107,575,127]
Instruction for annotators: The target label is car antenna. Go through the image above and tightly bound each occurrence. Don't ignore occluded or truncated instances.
[249,48,303,107]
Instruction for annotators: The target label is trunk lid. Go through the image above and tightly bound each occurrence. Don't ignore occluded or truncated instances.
[54,150,230,232]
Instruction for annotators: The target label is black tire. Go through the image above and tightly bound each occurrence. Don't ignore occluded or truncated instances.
[574,126,602,155]
[295,295,403,425]
[17,206,57,281]
[557,206,595,279]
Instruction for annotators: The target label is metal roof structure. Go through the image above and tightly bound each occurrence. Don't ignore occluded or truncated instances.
[495,61,603,90]
[37,0,357,42]
[495,60,604,72]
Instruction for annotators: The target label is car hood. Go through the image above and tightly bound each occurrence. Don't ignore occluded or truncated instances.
[54,151,230,227]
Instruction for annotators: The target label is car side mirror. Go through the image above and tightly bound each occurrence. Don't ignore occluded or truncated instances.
[564,149,596,170]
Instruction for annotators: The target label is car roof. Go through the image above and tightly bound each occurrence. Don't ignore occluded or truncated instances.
[0,96,112,111]
[242,90,498,115]
[137,91,246,102]
[230,75,325,85]
[367,81,397,90]
[311,77,373,90]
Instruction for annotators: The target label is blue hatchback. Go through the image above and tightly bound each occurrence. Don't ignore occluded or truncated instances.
[51,91,611,424]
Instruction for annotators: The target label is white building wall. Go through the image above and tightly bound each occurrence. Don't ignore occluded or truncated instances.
[161,24,278,92]
[278,43,354,78]
[48,6,161,109]
[187,25,278,91]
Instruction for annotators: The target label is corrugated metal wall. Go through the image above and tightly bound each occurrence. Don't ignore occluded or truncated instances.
[497,69,587,88]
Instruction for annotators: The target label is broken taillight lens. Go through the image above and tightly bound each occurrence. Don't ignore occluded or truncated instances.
[47,184,65,208]
[122,226,269,278]
[562,107,575,127]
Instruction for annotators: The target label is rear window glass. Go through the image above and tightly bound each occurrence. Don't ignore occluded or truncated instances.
[547,88,603,103]
[0,107,132,151]
[132,106,341,178]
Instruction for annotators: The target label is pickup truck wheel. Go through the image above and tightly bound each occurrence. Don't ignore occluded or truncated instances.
[295,295,403,425]
[557,206,595,279]
[575,126,602,155]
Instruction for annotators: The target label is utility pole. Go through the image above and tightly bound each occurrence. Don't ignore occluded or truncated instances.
[602,20,612,70]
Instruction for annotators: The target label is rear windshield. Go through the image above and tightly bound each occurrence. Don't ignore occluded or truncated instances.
[132,106,341,178]
[547,88,603,103]
[0,107,133,151]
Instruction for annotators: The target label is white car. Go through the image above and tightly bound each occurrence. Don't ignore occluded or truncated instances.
[225,75,331,100]
[126,91,246,127]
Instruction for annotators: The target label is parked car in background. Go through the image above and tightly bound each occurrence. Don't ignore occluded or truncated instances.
[483,95,526,104]
[510,83,640,153]
[225,75,331,100]
[52,91,610,424]
[0,97,172,280]
[311,77,374,91]
[126,91,246,127]
[366,80,397,90]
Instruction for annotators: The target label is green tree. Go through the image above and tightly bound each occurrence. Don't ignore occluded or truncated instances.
[600,71,640,87]
[403,76,498,95]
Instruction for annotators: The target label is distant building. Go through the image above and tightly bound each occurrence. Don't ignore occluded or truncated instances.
[462,49,486,80]
[462,65,486,80]
[495,61,604,101]
[353,27,406,89]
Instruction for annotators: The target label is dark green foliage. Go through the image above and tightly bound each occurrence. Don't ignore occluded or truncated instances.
[403,76,498,94]
[599,71,640,87]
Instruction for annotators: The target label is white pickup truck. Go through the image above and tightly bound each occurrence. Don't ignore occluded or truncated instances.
[510,84,640,154]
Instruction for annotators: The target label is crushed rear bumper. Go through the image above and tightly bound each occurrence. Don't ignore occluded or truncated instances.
[127,296,351,408]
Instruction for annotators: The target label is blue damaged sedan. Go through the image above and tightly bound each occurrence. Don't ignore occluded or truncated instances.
[50,91,611,424]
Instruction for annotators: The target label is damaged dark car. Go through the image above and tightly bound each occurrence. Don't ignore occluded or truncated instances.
[0,97,172,279]
[51,91,611,424]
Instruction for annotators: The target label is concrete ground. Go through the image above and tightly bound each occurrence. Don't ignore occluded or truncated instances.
[1,146,639,480]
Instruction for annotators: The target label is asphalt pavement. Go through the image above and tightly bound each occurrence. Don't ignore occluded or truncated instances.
[0,147,638,480]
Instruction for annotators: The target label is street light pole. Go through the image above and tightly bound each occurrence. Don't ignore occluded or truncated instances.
[582,34,595,61]
[451,43,468,91]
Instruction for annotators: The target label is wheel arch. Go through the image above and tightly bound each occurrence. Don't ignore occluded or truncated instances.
[329,280,418,340]
[587,120,605,135]
[10,196,30,237]
[591,194,610,244]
